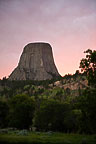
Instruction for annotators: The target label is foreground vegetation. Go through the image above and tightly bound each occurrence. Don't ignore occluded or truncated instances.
[0,131,96,144]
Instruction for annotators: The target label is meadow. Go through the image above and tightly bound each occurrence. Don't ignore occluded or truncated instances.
[0,131,96,144]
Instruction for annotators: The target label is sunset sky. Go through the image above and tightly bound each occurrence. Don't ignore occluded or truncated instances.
[0,0,96,79]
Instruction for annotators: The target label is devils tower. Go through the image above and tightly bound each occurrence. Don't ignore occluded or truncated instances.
[9,42,60,80]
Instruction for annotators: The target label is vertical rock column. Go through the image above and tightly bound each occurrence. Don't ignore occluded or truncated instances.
[9,42,60,80]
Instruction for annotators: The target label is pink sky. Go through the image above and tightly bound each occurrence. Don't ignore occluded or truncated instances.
[0,0,96,79]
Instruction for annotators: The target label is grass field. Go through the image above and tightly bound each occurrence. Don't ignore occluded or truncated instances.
[0,131,96,144]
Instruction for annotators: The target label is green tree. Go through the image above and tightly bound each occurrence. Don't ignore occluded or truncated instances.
[0,100,9,128]
[76,88,96,134]
[80,49,96,87]
[8,94,35,129]
[34,100,77,132]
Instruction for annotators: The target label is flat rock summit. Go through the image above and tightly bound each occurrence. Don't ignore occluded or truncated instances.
[9,42,60,80]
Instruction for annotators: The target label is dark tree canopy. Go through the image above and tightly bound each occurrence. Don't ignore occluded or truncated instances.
[80,49,96,87]
[0,100,9,128]
[34,100,78,132]
[77,88,96,134]
[8,94,35,129]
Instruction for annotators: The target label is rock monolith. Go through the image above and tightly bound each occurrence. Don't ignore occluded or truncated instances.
[9,42,60,80]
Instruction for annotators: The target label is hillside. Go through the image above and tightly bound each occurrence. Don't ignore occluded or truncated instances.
[0,73,87,101]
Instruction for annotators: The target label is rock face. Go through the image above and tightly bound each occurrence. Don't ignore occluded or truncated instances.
[9,42,60,80]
